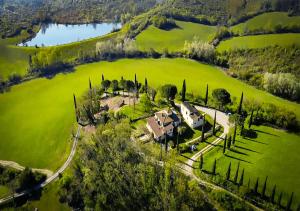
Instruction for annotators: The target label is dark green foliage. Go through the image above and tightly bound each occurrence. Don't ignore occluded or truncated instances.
[213,111,217,135]
[234,162,240,184]
[181,79,186,102]
[152,15,177,30]
[254,178,259,194]
[278,191,283,206]
[58,120,214,210]
[212,88,231,109]
[17,167,46,191]
[271,185,276,203]
[111,80,119,94]
[145,78,148,94]
[160,84,178,101]
[262,176,268,197]
[205,84,208,106]
[102,74,104,81]
[233,123,237,144]
[227,136,232,149]
[200,153,203,170]
[212,159,217,175]
[249,110,254,129]
[239,169,244,186]
[201,116,205,142]
[226,162,231,180]
[287,192,294,211]
[237,92,243,114]
[101,80,111,92]
[89,78,92,90]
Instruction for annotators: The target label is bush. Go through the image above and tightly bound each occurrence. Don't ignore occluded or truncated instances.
[151,15,177,30]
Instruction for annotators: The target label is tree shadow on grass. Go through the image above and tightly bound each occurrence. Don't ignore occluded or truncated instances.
[254,129,279,137]
[42,65,75,79]
[180,154,197,162]
[235,145,261,154]
[225,154,252,164]
[177,159,195,169]
[244,137,268,145]
[230,148,249,156]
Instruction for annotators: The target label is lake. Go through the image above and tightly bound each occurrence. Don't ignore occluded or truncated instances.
[20,22,121,47]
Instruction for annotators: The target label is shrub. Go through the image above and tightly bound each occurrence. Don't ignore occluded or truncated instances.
[183,37,215,62]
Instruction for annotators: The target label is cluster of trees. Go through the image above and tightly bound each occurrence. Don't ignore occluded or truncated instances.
[0,165,46,193]
[183,38,216,63]
[219,46,300,101]
[151,15,177,30]
[58,120,215,210]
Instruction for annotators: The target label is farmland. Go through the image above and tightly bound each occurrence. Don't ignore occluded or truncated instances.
[216,33,300,52]
[0,58,299,170]
[136,20,217,52]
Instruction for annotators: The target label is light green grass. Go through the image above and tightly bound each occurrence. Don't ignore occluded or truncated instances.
[0,58,299,170]
[217,33,300,52]
[136,21,217,52]
[231,12,300,35]
[0,186,10,198]
[195,125,300,209]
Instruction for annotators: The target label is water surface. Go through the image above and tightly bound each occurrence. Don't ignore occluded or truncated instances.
[20,22,121,47]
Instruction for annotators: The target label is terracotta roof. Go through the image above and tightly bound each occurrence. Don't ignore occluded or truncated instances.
[155,111,173,125]
[147,117,164,138]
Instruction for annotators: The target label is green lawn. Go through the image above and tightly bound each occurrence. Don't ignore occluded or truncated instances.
[0,58,299,170]
[195,125,300,209]
[136,21,217,52]
[231,12,300,35]
[0,186,9,198]
[217,33,300,52]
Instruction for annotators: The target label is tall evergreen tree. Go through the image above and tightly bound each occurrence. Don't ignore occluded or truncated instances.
[134,74,137,86]
[89,78,92,90]
[181,79,186,102]
[201,115,205,142]
[212,159,217,175]
[271,185,276,203]
[226,162,231,180]
[200,153,203,170]
[223,135,227,154]
[287,192,294,211]
[213,111,217,135]
[254,178,259,194]
[238,92,244,114]
[249,109,254,129]
[247,178,251,189]
[278,191,283,206]
[234,162,240,184]
[233,123,237,145]
[145,78,148,94]
[73,94,78,123]
[102,74,104,81]
[205,84,208,106]
[262,176,268,197]
[227,136,232,149]
[239,168,244,186]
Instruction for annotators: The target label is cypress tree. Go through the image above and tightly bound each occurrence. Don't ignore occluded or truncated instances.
[227,136,232,149]
[287,192,294,211]
[213,111,217,135]
[278,191,283,206]
[73,94,77,110]
[181,79,186,102]
[205,84,208,106]
[238,92,244,114]
[212,159,217,175]
[89,78,92,90]
[247,178,251,189]
[271,185,276,203]
[254,178,259,194]
[201,116,205,142]
[223,135,227,154]
[134,74,137,86]
[145,78,148,94]
[262,176,268,198]
[233,123,237,145]
[200,153,203,170]
[226,162,231,180]
[249,109,254,129]
[239,168,244,186]
[234,162,240,184]
[102,74,104,81]
[296,203,300,211]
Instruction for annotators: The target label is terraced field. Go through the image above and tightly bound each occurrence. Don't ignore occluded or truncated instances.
[136,20,217,52]
[217,33,300,52]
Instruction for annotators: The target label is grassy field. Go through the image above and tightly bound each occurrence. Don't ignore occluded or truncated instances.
[231,12,300,35]
[216,33,300,52]
[136,21,217,52]
[194,125,300,209]
[0,58,299,170]
[0,186,9,198]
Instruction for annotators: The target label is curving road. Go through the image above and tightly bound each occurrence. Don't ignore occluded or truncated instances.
[0,126,81,206]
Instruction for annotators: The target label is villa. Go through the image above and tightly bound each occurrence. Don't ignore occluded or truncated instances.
[146,109,181,141]
[181,102,204,128]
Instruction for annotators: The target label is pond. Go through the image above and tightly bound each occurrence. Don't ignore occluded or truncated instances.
[19,22,121,47]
